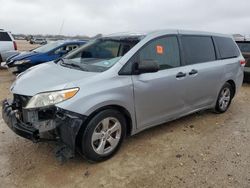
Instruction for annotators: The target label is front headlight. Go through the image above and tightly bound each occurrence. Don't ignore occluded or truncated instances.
[14,60,31,65]
[25,88,79,109]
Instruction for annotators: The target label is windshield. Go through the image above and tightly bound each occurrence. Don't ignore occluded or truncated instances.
[237,42,250,53]
[33,41,63,53]
[63,37,140,72]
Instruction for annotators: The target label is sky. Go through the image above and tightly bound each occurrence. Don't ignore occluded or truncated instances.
[0,0,250,37]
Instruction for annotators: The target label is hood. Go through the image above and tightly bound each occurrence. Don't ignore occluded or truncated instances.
[11,62,98,96]
[7,51,40,64]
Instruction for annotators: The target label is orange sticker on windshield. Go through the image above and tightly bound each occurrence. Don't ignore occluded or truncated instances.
[156,45,164,54]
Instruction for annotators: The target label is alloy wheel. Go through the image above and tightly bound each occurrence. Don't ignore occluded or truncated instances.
[219,87,231,111]
[91,117,121,155]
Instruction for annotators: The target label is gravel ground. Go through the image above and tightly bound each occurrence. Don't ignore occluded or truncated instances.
[15,40,41,51]
[0,41,250,188]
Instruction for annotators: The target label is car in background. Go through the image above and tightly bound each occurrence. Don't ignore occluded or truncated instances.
[236,41,250,81]
[6,40,87,73]
[30,38,47,45]
[0,50,20,66]
[14,36,25,40]
[0,29,17,63]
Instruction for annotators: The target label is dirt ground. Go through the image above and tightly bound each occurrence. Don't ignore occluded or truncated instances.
[0,41,250,188]
[15,40,41,51]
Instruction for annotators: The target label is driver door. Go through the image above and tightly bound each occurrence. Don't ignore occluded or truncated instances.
[132,36,190,129]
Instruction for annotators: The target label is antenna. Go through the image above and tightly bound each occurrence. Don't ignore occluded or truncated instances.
[59,18,65,35]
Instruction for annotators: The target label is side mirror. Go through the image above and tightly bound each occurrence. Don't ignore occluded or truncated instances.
[134,60,159,74]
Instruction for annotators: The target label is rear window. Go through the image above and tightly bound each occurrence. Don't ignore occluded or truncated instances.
[236,42,250,53]
[214,37,240,59]
[181,36,216,65]
[0,32,12,41]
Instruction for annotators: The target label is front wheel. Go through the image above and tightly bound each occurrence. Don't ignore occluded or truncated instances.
[214,83,233,113]
[81,109,126,162]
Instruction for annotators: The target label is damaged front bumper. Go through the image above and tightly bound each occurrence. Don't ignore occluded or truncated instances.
[2,99,87,158]
[2,99,39,140]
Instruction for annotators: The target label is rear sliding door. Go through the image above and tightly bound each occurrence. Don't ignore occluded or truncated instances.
[180,35,223,110]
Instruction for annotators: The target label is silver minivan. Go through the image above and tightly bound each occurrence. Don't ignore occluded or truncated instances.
[2,30,245,162]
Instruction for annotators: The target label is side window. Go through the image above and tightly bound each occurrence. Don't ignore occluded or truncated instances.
[54,47,64,54]
[0,32,12,41]
[65,45,79,52]
[181,36,216,65]
[119,54,137,75]
[138,36,181,70]
[215,37,240,59]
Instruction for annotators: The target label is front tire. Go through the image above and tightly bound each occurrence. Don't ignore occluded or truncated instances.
[81,109,126,162]
[215,83,233,113]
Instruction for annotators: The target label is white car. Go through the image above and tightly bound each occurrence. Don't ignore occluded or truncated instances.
[0,29,17,64]
[30,38,47,45]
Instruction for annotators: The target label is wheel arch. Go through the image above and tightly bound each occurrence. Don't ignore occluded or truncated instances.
[226,79,236,98]
[75,104,133,149]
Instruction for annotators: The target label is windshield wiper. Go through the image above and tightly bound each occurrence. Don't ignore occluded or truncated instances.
[55,57,64,64]
[61,60,88,71]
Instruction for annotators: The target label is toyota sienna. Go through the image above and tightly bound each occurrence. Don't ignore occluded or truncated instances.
[2,30,245,162]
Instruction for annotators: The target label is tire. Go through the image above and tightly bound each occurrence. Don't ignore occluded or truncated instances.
[81,109,126,162]
[214,82,233,113]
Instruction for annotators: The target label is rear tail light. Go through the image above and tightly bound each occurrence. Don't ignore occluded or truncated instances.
[240,60,246,66]
[13,41,17,50]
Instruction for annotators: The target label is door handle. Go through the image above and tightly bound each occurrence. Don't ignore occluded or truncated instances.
[189,69,198,75]
[176,72,186,78]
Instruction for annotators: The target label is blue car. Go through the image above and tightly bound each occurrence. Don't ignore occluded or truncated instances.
[6,40,87,73]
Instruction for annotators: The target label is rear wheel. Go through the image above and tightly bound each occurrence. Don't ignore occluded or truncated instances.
[81,109,126,162]
[215,83,233,113]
